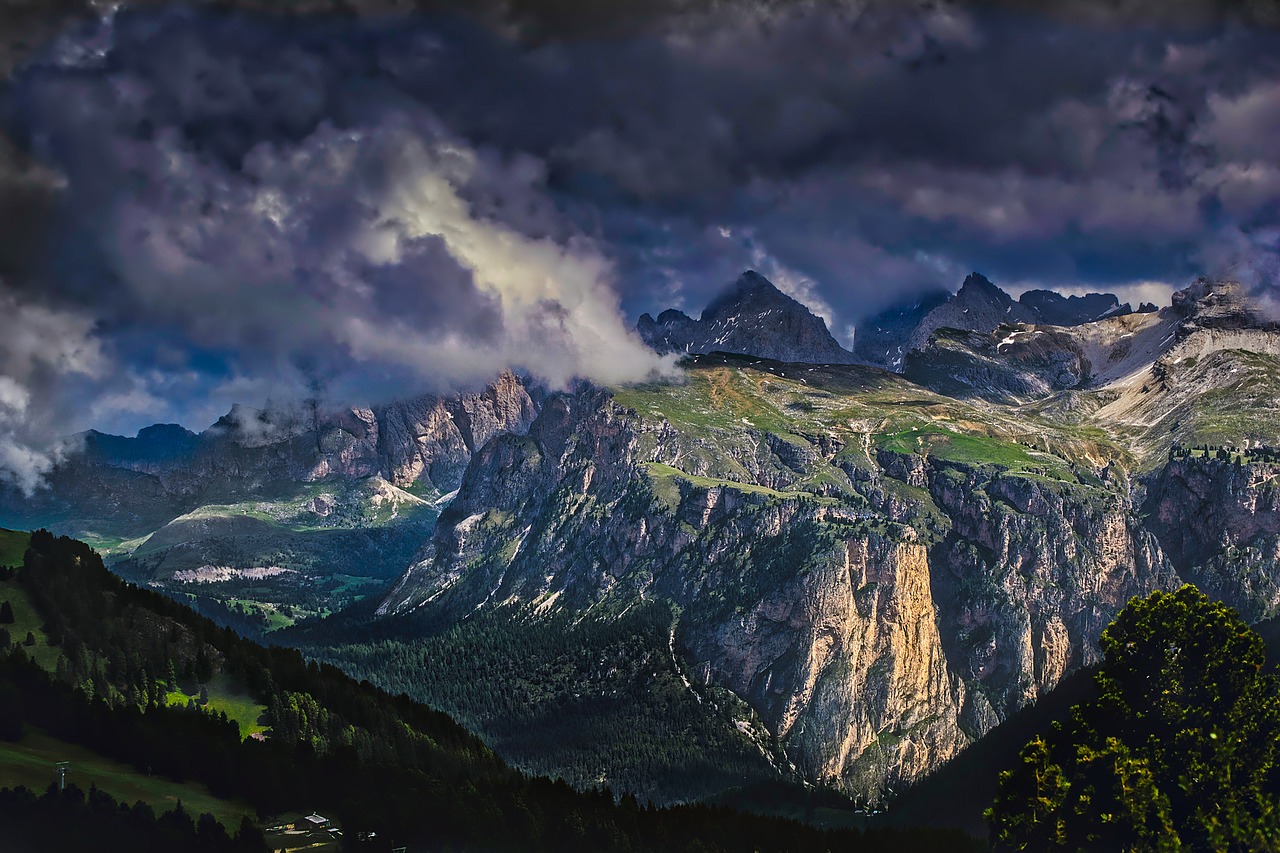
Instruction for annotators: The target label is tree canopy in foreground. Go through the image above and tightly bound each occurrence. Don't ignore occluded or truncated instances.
[987,584,1280,852]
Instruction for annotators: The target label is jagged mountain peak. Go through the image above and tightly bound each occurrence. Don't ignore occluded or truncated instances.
[136,423,199,442]
[863,273,1138,370]
[956,271,1005,298]
[656,307,695,324]
[1019,289,1130,326]
[906,272,1038,350]
[951,272,1023,314]
[81,422,203,469]
[1174,275,1245,304]
[636,270,858,364]
[701,269,793,318]
[1171,277,1263,321]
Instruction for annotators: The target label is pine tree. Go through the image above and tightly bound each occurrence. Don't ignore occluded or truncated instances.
[0,601,13,624]
[195,648,213,684]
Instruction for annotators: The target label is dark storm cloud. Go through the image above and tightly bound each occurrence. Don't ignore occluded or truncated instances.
[4,7,672,441]
[4,0,1280,487]
[330,0,1280,314]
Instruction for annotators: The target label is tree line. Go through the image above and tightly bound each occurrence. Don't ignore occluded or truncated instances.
[0,783,264,853]
[1168,443,1280,464]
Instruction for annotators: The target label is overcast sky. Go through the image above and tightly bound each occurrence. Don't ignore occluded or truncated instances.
[0,0,1279,488]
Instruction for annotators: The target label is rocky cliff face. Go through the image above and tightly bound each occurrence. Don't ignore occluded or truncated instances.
[637,271,858,364]
[378,358,1198,799]
[1146,455,1280,621]
[292,370,539,491]
[372,371,539,490]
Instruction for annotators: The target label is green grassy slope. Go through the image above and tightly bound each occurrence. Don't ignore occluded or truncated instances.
[0,729,254,828]
[0,573,58,672]
[0,530,29,568]
[163,673,269,740]
[614,355,1128,490]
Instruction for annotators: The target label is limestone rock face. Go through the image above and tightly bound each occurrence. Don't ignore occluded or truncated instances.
[1170,278,1275,330]
[699,534,968,794]
[373,370,540,490]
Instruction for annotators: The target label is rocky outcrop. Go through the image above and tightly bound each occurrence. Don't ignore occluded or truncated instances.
[1170,278,1276,330]
[637,271,858,364]
[373,371,538,490]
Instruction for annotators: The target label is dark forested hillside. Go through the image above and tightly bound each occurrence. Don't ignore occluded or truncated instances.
[0,530,982,852]
[293,603,790,805]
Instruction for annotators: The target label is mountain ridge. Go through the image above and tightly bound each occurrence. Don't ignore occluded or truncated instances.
[638,269,1147,372]
[855,273,1147,370]
[0,372,539,634]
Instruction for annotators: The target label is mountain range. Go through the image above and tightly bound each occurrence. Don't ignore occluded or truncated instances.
[6,268,1280,813]
[637,270,1151,372]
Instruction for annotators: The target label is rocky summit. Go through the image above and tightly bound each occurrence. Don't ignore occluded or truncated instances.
[637,270,859,364]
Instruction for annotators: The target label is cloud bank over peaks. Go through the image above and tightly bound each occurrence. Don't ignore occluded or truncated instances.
[9,16,673,442]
